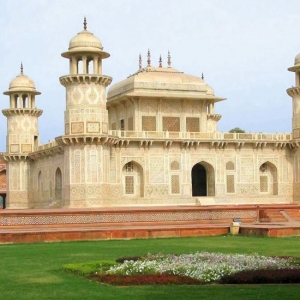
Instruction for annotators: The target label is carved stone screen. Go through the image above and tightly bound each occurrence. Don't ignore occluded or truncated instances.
[171,175,180,194]
[186,117,200,132]
[142,116,156,131]
[163,117,180,131]
[260,176,268,192]
[125,176,134,194]
[226,174,235,193]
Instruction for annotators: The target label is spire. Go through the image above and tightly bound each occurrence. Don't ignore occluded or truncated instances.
[201,72,204,80]
[139,53,142,70]
[167,51,171,67]
[83,16,87,30]
[147,49,151,67]
[159,55,162,67]
[20,62,23,75]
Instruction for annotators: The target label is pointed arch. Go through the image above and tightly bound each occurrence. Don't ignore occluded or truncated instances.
[122,160,144,197]
[55,168,62,200]
[259,161,278,195]
[170,160,180,171]
[191,161,215,196]
[226,161,235,171]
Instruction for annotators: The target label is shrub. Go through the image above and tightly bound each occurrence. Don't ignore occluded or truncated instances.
[220,268,300,284]
[115,256,142,263]
[63,260,117,276]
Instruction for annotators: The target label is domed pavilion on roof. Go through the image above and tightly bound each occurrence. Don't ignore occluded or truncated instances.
[0,19,298,209]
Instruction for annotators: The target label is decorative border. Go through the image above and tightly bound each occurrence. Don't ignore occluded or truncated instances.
[0,210,257,226]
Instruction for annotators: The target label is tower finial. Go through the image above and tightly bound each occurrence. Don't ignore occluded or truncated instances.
[83,16,87,30]
[167,51,171,67]
[139,53,142,70]
[147,49,151,67]
[159,55,162,68]
[201,72,204,80]
[20,62,23,74]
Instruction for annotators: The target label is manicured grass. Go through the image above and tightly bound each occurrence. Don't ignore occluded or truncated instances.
[1,235,300,299]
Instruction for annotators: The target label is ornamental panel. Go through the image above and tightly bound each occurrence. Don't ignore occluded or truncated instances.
[21,144,32,153]
[71,122,84,134]
[10,144,19,153]
[86,122,100,133]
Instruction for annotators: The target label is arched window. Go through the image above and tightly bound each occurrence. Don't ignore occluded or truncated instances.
[259,162,278,195]
[55,168,62,200]
[38,171,42,200]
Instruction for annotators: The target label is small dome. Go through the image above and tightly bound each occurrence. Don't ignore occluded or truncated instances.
[69,30,103,51]
[62,29,110,59]
[295,53,300,65]
[9,73,35,90]
[3,70,40,95]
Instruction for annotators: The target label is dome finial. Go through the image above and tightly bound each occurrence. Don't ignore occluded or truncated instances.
[147,49,151,67]
[159,54,162,68]
[83,16,87,30]
[167,51,171,67]
[201,72,204,80]
[139,53,142,70]
[20,62,23,75]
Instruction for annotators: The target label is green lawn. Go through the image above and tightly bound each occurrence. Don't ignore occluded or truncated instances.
[1,235,300,300]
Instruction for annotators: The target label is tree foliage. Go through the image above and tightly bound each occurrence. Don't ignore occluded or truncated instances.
[229,127,245,133]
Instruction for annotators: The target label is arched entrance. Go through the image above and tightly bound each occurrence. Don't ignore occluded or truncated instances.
[191,162,215,196]
[0,194,6,209]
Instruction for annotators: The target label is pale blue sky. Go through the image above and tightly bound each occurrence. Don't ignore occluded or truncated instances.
[0,0,299,150]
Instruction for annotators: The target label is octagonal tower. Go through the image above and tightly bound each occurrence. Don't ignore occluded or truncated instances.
[60,18,112,136]
[2,65,42,208]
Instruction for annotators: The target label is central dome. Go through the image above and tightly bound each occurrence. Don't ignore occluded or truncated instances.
[107,66,225,103]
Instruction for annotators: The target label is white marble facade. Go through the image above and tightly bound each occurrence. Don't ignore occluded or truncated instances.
[1,22,299,209]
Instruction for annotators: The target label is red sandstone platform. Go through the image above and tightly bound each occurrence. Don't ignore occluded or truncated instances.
[0,204,300,243]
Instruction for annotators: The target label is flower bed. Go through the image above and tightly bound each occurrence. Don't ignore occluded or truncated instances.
[106,252,299,284]
[88,274,201,285]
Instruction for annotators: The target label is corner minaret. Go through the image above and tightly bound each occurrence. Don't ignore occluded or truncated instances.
[2,65,42,208]
[60,18,112,136]
[287,53,300,139]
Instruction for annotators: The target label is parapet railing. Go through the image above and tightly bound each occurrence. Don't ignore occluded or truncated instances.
[108,130,292,141]
[36,140,58,151]
[34,131,292,151]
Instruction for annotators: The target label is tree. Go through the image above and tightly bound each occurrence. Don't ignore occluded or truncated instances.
[229,127,245,133]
